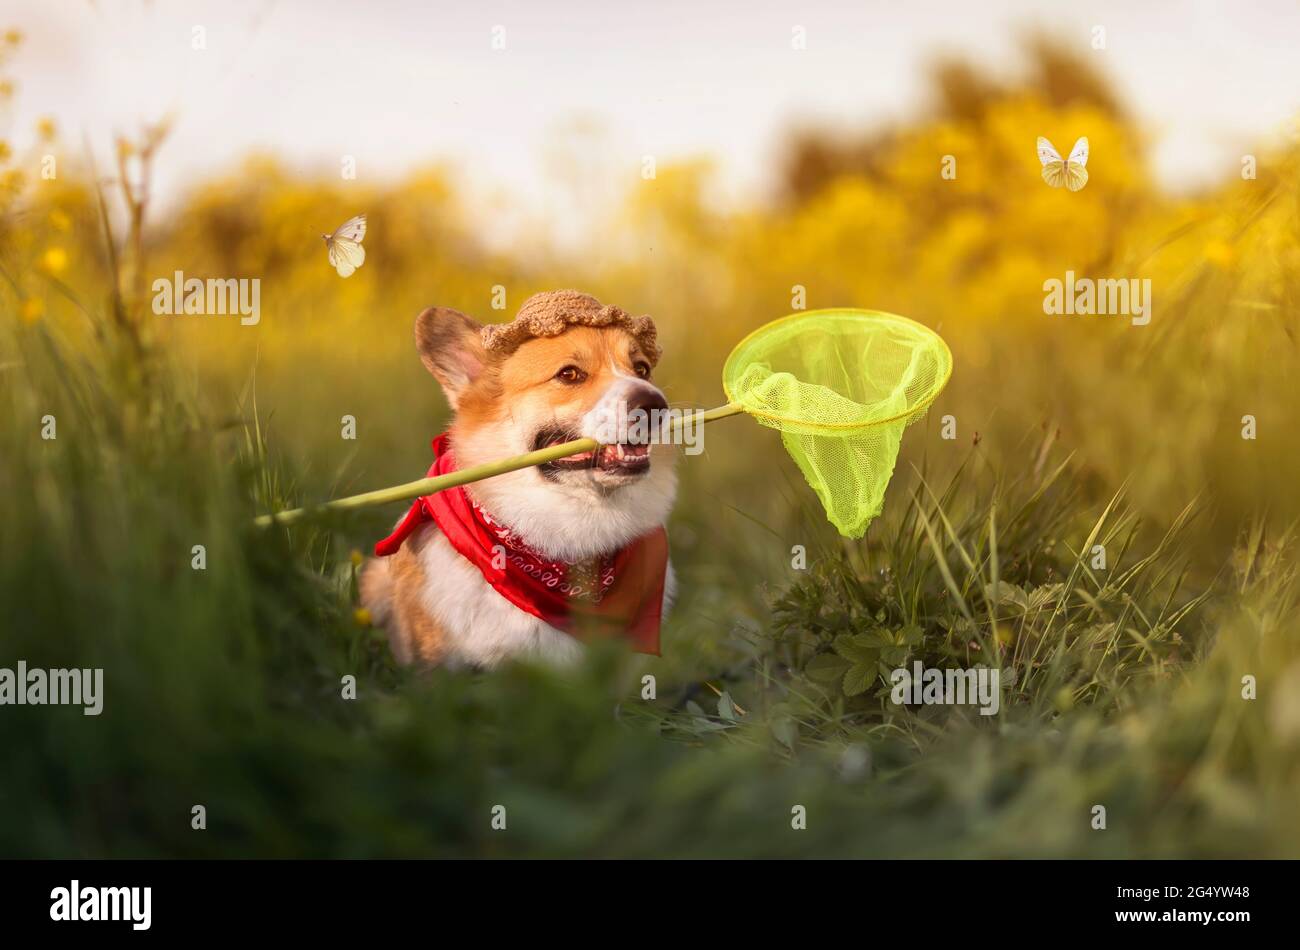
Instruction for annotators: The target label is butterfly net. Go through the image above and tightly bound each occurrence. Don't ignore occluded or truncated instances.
[722,309,952,538]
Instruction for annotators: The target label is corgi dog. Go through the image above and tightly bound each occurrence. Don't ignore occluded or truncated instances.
[360,291,678,669]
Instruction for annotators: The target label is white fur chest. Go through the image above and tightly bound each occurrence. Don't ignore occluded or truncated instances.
[409,526,584,668]
[408,524,675,669]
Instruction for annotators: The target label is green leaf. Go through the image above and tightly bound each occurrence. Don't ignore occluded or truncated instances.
[716,692,736,721]
[898,624,925,645]
[990,582,1028,609]
[856,628,892,648]
[833,632,879,664]
[770,716,798,750]
[1025,583,1065,611]
[880,646,908,666]
[806,653,851,683]
[843,663,876,697]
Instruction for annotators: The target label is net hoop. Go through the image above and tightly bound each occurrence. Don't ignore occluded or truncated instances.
[721,308,953,432]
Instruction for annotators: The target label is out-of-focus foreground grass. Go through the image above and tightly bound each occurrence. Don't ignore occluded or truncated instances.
[1,35,1299,857]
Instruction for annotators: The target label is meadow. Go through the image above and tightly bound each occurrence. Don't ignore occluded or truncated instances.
[1,35,1298,857]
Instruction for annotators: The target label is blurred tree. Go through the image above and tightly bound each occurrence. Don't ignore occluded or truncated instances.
[781,34,1126,203]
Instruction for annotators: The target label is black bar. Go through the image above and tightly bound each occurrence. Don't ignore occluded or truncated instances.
[0,859,1283,937]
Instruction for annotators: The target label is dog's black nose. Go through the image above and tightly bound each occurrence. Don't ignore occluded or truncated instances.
[625,386,668,417]
[622,386,669,445]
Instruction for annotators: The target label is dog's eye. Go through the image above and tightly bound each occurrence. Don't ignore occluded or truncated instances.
[555,365,587,385]
[633,361,651,379]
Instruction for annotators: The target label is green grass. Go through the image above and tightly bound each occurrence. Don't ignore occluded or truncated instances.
[3,303,1298,859]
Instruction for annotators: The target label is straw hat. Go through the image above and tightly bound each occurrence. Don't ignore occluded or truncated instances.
[481,290,662,366]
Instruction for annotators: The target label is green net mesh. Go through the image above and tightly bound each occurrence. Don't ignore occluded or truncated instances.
[722,309,952,538]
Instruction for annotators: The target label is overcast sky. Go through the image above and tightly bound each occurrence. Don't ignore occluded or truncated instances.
[3,0,1298,228]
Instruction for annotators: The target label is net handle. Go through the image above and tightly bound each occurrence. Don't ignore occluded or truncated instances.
[253,402,746,527]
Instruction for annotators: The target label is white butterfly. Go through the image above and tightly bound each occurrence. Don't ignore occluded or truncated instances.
[322,214,367,277]
[1037,137,1089,192]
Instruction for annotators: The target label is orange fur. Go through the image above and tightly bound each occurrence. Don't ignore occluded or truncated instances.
[453,327,653,465]
[389,530,446,665]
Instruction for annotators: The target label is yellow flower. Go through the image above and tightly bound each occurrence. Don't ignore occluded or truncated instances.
[0,141,10,163]
[1203,239,1236,270]
[41,247,68,274]
[3,30,21,47]
[0,81,14,100]
[20,298,44,324]
[353,607,372,627]
[48,209,71,231]
[36,117,56,142]
[349,548,364,567]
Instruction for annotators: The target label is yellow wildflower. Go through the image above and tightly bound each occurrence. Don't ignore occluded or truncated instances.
[1203,239,1236,270]
[41,247,68,274]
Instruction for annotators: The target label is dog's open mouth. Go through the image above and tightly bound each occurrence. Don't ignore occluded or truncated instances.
[533,426,651,477]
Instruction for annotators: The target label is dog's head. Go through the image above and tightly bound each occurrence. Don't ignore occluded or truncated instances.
[414,293,678,561]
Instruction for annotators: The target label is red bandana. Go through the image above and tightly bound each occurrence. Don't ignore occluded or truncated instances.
[374,434,667,655]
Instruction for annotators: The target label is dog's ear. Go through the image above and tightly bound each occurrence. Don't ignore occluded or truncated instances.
[414,307,487,407]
